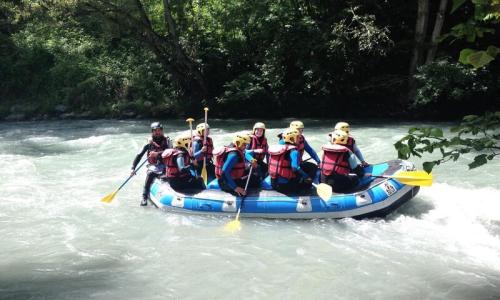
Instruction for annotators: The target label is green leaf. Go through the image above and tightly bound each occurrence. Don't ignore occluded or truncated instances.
[469,154,488,169]
[423,161,436,173]
[486,46,500,58]
[459,48,476,64]
[430,128,444,137]
[451,0,467,14]
[467,50,495,68]
[463,114,479,122]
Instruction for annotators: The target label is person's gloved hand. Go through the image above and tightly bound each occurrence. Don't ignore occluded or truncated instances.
[303,177,313,185]
[251,159,258,168]
[361,161,369,167]
[353,165,365,177]
[234,186,246,196]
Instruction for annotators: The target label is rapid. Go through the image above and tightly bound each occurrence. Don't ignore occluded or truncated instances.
[1,119,499,300]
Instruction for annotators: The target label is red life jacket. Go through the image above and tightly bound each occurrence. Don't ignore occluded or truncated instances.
[345,136,355,152]
[162,148,190,178]
[268,144,297,179]
[320,144,351,176]
[193,135,214,160]
[214,146,246,179]
[147,136,170,164]
[249,134,268,161]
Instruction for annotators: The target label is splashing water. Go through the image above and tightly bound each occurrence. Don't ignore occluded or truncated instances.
[0,120,499,299]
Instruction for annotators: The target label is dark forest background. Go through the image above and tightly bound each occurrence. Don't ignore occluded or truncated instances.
[1,0,499,121]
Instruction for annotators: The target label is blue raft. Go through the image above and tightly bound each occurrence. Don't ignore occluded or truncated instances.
[149,159,420,219]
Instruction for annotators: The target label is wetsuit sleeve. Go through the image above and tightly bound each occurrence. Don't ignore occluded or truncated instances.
[193,140,203,159]
[222,152,239,190]
[290,150,309,179]
[348,152,360,169]
[131,144,149,170]
[304,139,320,163]
[175,155,187,172]
[244,149,256,162]
[353,143,365,162]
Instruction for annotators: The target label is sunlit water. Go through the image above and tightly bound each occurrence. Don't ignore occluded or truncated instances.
[0,120,499,300]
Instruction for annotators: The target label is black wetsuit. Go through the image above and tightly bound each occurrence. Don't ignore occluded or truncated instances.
[131,136,170,202]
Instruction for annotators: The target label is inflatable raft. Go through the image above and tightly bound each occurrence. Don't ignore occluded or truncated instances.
[148,160,420,219]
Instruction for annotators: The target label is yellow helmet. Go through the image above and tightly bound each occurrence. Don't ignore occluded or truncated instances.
[334,122,350,135]
[332,129,348,145]
[196,123,210,136]
[174,135,191,151]
[282,128,300,145]
[290,120,304,130]
[253,122,266,131]
[233,132,251,148]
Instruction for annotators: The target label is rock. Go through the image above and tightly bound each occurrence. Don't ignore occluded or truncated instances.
[77,111,92,118]
[143,101,153,108]
[54,104,67,113]
[5,113,26,121]
[122,111,137,118]
[60,112,75,119]
[9,105,23,113]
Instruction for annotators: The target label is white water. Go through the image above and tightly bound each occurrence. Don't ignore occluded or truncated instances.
[1,120,499,299]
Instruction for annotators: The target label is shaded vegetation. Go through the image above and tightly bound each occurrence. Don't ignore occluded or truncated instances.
[0,0,499,120]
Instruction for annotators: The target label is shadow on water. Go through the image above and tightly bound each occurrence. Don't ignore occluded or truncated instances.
[0,259,123,300]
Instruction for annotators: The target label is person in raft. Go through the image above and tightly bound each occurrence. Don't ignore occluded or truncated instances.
[269,128,314,194]
[333,121,369,167]
[320,129,365,193]
[215,132,259,196]
[245,122,269,180]
[278,120,320,181]
[192,123,215,182]
[131,122,171,206]
[161,134,203,190]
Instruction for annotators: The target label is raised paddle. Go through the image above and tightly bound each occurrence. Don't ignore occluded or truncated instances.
[201,107,209,186]
[186,117,198,176]
[101,159,147,203]
[225,165,253,232]
[312,183,332,201]
[369,170,433,187]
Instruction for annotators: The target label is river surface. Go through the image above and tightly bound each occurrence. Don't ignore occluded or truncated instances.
[0,119,499,300]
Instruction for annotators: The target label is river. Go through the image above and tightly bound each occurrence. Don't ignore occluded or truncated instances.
[1,119,499,299]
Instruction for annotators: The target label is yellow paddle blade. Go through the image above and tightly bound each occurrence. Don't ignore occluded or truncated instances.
[392,171,433,187]
[313,183,332,201]
[201,161,208,186]
[224,219,241,232]
[101,189,118,203]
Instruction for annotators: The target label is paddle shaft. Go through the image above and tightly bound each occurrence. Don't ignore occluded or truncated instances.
[203,108,208,166]
[234,165,253,221]
[119,159,147,191]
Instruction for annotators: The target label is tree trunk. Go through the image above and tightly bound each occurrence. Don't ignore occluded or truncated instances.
[425,0,448,64]
[408,0,429,103]
[162,0,208,103]
[409,0,429,75]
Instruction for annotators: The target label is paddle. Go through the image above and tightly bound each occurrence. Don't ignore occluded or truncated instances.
[201,107,209,186]
[101,159,147,203]
[225,165,253,232]
[370,170,433,187]
[186,117,198,176]
[312,183,332,201]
